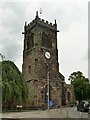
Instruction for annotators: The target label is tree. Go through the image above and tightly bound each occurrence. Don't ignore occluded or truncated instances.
[68,71,90,101]
[2,60,29,109]
[86,83,90,100]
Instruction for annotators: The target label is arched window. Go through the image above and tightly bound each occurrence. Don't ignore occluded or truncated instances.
[67,92,71,103]
[29,33,34,49]
[27,33,34,50]
[42,32,52,48]
[27,38,30,50]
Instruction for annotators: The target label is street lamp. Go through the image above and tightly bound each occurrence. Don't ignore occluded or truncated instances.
[45,51,51,110]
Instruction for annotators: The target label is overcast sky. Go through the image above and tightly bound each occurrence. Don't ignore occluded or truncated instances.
[0,0,89,83]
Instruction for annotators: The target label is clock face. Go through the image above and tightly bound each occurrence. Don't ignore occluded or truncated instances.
[45,52,51,59]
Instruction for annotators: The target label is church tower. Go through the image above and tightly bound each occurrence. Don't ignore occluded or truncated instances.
[22,11,65,108]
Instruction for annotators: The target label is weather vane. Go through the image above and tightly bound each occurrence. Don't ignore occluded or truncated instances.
[40,8,43,14]
[39,8,43,17]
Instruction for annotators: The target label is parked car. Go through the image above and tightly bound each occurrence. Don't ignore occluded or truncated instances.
[89,106,90,114]
[77,100,90,112]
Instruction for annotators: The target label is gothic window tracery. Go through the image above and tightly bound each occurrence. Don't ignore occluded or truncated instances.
[26,32,34,50]
[42,32,52,48]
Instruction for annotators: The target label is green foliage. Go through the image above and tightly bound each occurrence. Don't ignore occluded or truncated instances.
[2,60,29,109]
[86,84,90,99]
[68,71,90,101]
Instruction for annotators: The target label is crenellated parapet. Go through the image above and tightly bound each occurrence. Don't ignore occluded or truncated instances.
[24,11,57,32]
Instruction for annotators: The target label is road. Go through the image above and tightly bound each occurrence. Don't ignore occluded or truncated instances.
[61,107,89,118]
[1,106,90,118]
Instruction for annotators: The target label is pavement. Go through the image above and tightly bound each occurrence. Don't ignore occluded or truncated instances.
[1,109,67,118]
[1,107,89,119]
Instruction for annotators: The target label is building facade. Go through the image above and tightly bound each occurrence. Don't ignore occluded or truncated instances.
[22,12,75,108]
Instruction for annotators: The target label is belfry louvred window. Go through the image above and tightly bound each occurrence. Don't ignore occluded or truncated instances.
[27,33,34,50]
[42,32,52,48]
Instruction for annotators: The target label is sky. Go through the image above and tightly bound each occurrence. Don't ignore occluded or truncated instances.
[0,0,89,83]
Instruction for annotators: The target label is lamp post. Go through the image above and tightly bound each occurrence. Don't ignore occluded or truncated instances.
[47,69,49,110]
[45,52,51,110]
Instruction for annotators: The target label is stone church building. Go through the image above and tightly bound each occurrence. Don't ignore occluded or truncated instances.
[22,12,75,109]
